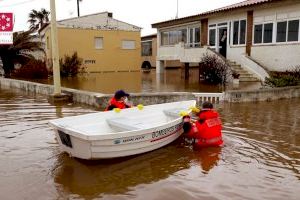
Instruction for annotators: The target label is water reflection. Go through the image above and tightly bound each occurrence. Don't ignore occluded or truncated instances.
[24,69,262,94]
[52,141,221,199]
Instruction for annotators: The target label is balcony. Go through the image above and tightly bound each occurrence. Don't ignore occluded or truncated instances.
[157,42,209,63]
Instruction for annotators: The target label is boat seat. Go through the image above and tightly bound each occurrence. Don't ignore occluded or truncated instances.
[163,108,184,118]
[106,117,148,131]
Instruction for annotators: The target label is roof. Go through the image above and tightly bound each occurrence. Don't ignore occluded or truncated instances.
[152,0,279,28]
[40,12,141,33]
[141,33,157,40]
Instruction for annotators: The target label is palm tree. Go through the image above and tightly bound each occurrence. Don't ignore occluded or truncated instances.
[0,31,44,77]
[28,8,50,32]
[77,0,83,17]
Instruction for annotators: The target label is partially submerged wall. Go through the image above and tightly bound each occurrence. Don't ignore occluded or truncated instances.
[225,86,300,102]
[0,78,299,107]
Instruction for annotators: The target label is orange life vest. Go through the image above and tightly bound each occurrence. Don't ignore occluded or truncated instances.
[105,97,129,111]
[187,109,223,148]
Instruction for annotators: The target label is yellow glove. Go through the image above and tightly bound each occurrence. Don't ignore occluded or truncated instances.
[113,108,121,113]
[189,106,200,113]
[137,104,144,110]
[179,110,189,117]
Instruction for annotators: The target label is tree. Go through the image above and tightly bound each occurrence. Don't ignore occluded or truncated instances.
[77,0,83,17]
[0,31,44,77]
[28,8,50,32]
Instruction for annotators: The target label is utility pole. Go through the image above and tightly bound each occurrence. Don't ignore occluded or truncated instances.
[77,0,80,17]
[175,0,178,19]
[50,0,61,95]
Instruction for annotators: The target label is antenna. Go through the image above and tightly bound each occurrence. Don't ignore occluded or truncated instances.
[175,0,178,19]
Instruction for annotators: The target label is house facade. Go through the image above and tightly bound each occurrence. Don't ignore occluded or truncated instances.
[152,0,300,81]
[41,12,141,72]
[141,34,181,69]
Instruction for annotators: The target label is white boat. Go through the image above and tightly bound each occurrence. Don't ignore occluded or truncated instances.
[49,100,196,160]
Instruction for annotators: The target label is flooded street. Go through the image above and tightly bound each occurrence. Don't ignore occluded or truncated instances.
[0,87,299,200]
[30,69,261,94]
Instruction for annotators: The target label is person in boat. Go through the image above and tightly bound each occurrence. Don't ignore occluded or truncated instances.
[105,90,132,111]
[182,101,223,149]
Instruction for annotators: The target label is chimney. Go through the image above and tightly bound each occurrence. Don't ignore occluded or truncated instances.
[108,12,113,18]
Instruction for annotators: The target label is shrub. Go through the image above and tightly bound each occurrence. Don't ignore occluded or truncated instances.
[199,53,231,85]
[265,67,300,87]
[59,52,84,77]
[13,59,48,79]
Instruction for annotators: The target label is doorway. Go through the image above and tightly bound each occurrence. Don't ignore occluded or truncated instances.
[208,22,228,58]
[218,27,227,58]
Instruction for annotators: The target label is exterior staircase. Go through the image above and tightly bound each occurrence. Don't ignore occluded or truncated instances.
[228,60,260,82]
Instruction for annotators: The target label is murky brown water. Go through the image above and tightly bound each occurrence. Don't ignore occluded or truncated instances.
[28,69,261,94]
[0,87,299,200]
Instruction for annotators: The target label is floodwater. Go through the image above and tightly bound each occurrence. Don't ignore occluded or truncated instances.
[0,87,299,200]
[30,68,261,94]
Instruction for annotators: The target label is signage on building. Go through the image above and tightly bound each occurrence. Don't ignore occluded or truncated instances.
[0,13,13,45]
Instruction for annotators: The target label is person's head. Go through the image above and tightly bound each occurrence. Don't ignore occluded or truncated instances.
[223,30,227,35]
[114,90,130,101]
[202,101,213,110]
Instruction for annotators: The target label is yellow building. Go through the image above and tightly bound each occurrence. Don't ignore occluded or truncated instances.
[41,12,141,73]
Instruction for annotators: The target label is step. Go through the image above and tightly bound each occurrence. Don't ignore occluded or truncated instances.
[239,74,256,78]
[235,71,252,75]
[232,69,248,73]
[239,77,260,82]
[231,66,243,70]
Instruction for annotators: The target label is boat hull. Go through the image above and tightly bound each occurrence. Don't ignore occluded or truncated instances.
[50,100,196,160]
[54,119,183,159]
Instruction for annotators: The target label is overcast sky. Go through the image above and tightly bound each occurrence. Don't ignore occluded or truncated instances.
[0,0,242,36]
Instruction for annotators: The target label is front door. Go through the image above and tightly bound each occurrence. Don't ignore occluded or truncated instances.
[218,27,227,58]
[208,23,228,57]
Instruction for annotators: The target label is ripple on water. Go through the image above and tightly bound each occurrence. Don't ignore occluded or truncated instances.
[0,89,300,199]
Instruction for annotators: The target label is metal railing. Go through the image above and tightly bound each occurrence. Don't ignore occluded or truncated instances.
[192,92,225,103]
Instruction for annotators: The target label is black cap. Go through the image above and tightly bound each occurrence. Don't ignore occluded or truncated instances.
[202,101,213,109]
[114,90,129,100]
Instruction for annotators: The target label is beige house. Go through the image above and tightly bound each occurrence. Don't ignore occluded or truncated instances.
[152,0,300,81]
[40,12,142,72]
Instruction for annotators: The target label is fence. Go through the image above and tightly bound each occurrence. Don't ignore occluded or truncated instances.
[192,92,225,103]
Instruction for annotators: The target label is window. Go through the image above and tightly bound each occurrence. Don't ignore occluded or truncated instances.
[233,21,239,45]
[288,20,299,42]
[276,20,299,43]
[240,20,246,44]
[188,27,200,47]
[141,41,152,56]
[160,29,188,46]
[94,37,103,49]
[263,23,273,43]
[232,20,246,45]
[122,40,135,49]
[209,29,216,46]
[254,24,263,44]
[161,32,169,46]
[179,29,187,43]
[276,21,287,42]
[195,27,200,46]
[169,31,177,45]
[254,23,273,44]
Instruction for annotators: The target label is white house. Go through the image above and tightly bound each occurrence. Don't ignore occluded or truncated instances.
[152,0,300,81]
